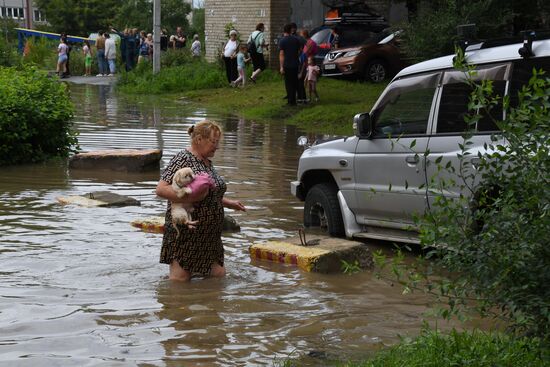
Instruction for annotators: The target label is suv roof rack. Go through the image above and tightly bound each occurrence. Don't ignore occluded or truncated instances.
[325,12,386,25]
[323,4,387,27]
[461,29,550,52]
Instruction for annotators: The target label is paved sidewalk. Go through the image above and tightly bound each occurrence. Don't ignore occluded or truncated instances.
[62,74,117,86]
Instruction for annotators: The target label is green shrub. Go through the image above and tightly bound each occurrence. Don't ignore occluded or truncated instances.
[161,48,193,68]
[117,59,226,94]
[345,329,549,367]
[375,52,550,338]
[23,37,57,68]
[400,0,512,62]
[0,38,20,67]
[0,65,78,165]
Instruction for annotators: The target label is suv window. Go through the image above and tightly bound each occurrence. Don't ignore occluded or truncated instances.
[373,73,440,137]
[436,64,509,133]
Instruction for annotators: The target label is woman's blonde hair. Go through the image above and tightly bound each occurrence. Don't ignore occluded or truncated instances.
[188,120,222,144]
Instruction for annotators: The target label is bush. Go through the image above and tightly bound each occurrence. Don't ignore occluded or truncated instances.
[345,329,549,367]
[375,52,550,338]
[0,65,78,165]
[0,38,20,67]
[22,37,56,68]
[400,0,512,62]
[117,59,227,94]
[161,48,193,68]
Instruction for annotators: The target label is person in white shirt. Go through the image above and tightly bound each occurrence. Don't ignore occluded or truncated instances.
[249,23,268,83]
[191,34,201,57]
[56,37,69,78]
[222,30,238,84]
[104,33,117,76]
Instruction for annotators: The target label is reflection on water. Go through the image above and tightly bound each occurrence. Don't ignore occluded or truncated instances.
[0,83,464,366]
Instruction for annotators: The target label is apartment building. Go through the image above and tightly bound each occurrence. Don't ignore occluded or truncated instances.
[0,0,44,28]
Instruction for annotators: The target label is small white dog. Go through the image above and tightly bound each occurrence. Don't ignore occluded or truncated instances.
[171,167,199,237]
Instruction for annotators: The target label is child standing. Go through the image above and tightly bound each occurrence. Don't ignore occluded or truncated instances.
[231,44,250,87]
[306,56,320,101]
[83,40,92,76]
[191,34,201,57]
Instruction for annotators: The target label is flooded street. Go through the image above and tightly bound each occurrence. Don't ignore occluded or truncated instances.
[1,83,462,366]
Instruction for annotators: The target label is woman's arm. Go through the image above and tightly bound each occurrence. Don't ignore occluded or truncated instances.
[222,197,246,211]
[156,180,208,203]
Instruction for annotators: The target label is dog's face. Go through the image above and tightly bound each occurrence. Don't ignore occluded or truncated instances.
[173,167,195,188]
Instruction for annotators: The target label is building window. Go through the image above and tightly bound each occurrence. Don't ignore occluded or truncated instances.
[15,7,24,19]
[34,9,45,22]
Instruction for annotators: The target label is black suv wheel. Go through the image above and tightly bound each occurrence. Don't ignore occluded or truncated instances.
[304,183,345,237]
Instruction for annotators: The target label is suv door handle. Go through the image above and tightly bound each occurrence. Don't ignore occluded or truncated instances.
[405,155,419,165]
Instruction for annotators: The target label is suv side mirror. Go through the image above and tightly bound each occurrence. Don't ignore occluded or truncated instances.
[353,113,373,138]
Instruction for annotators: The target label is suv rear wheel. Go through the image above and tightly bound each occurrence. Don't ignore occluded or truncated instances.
[365,59,387,83]
[304,183,345,237]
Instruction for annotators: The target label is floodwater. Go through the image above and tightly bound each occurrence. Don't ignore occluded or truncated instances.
[0,83,466,366]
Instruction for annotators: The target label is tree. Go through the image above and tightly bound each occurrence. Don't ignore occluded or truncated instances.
[161,0,191,34]
[35,0,119,35]
[112,0,191,34]
[398,0,550,62]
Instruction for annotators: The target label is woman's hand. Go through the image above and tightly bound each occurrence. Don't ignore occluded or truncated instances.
[223,198,246,211]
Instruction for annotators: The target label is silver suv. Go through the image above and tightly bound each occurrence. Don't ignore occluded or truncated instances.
[291,36,550,243]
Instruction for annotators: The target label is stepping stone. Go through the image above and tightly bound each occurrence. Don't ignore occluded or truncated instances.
[249,235,373,273]
[57,191,140,207]
[69,149,162,172]
[130,215,241,234]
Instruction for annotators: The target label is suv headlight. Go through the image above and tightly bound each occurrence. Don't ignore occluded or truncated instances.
[343,50,362,58]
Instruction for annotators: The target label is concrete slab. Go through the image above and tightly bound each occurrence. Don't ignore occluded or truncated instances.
[249,235,373,273]
[62,75,117,86]
[69,149,162,172]
[57,191,141,207]
[130,215,241,234]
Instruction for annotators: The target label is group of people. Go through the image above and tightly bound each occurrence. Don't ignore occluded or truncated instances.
[57,26,202,77]
[221,22,321,105]
[278,23,321,106]
[222,23,269,88]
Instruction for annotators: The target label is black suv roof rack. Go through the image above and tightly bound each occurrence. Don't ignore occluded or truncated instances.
[325,12,387,25]
[461,28,550,52]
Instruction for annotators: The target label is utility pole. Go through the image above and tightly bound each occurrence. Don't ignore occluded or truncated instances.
[153,0,161,74]
[25,0,32,29]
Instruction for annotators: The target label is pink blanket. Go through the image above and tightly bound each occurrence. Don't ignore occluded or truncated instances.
[187,173,215,197]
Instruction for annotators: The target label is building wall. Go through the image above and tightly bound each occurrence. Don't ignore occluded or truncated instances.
[205,0,271,65]
[289,0,327,30]
[205,0,293,68]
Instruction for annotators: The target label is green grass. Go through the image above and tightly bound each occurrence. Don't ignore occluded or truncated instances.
[116,58,386,134]
[342,329,550,367]
[272,329,549,367]
[183,69,386,135]
[117,59,227,94]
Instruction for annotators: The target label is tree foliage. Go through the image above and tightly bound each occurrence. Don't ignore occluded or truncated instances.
[34,0,119,35]
[35,0,191,36]
[399,0,550,62]
[375,50,550,338]
[0,66,78,165]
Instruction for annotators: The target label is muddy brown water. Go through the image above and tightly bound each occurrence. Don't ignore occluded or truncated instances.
[0,84,469,366]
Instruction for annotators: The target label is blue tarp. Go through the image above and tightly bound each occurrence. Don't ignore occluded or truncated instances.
[15,28,95,53]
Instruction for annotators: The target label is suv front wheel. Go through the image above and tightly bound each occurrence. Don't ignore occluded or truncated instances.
[304,183,345,237]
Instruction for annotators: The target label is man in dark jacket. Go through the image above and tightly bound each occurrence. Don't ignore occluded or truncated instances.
[279,24,302,106]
